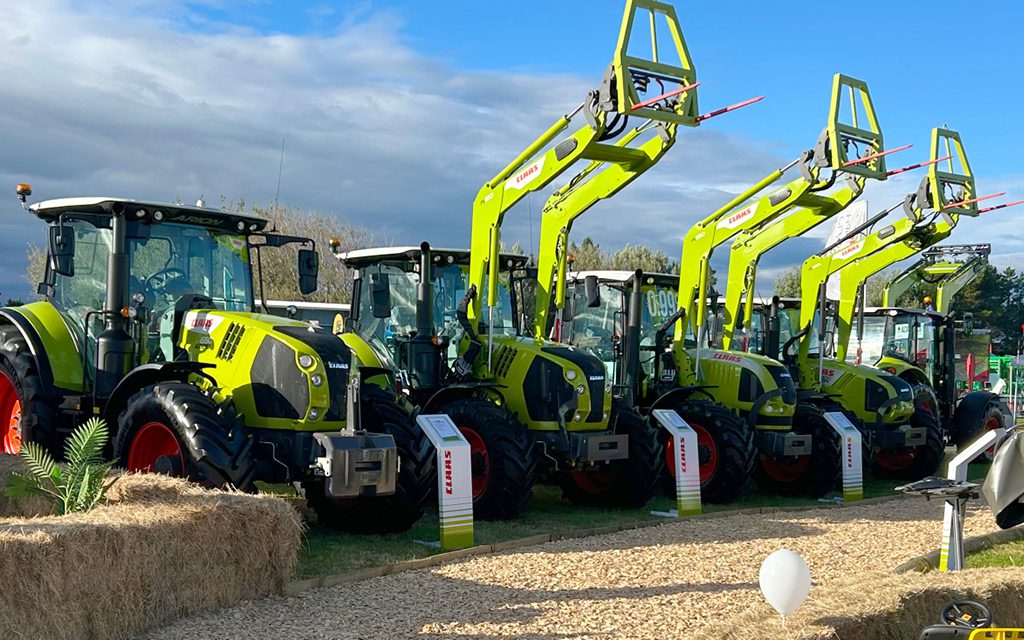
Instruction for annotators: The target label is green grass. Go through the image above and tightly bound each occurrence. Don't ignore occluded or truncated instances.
[286,453,992,580]
[967,539,1024,569]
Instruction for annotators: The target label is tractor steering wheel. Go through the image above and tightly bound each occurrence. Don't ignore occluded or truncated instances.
[941,600,992,628]
[146,267,188,293]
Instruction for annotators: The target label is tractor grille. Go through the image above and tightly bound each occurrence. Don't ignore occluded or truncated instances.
[250,337,307,420]
[492,344,516,378]
[276,326,352,422]
[542,346,606,423]
[217,322,246,361]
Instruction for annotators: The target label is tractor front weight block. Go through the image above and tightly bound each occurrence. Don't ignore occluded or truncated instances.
[313,432,397,498]
[536,431,629,465]
[757,430,812,457]
[866,425,926,450]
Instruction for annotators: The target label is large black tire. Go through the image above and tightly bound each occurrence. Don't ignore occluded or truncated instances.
[663,399,755,504]
[953,398,1005,463]
[754,402,844,498]
[441,398,535,521]
[306,385,434,533]
[561,401,662,508]
[910,383,941,424]
[0,328,58,457]
[872,407,944,479]
[115,383,255,490]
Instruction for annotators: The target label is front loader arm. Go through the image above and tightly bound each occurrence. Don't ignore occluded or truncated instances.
[533,121,676,339]
[467,0,700,334]
[676,73,886,351]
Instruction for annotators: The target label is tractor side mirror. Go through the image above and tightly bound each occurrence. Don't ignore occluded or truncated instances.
[584,275,601,308]
[370,273,392,318]
[48,224,75,277]
[297,248,319,295]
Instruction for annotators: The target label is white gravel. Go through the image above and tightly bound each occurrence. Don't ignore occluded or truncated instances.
[144,497,1000,640]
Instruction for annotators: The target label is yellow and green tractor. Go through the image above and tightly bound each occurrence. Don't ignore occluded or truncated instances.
[0,189,432,532]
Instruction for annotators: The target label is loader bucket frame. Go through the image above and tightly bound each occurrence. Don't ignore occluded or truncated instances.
[824,74,886,179]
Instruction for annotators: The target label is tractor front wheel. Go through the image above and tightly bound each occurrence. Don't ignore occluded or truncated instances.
[306,385,434,533]
[664,399,755,503]
[561,402,662,508]
[872,407,944,479]
[754,402,843,498]
[115,383,255,490]
[441,398,535,521]
[0,329,57,457]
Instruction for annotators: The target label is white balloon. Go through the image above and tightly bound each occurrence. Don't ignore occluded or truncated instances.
[759,549,812,616]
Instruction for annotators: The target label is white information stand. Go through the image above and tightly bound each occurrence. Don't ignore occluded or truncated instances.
[823,412,863,502]
[416,414,474,550]
[939,428,1006,572]
[650,409,701,517]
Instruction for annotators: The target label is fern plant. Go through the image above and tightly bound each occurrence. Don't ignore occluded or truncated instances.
[5,417,118,515]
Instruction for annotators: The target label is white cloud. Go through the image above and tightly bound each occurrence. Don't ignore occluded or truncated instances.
[0,0,1018,303]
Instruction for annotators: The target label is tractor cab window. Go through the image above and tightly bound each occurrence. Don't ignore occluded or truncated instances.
[128,223,253,362]
[854,315,887,365]
[883,313,935,377]
[50,219,112,343]
[567,282,622,371]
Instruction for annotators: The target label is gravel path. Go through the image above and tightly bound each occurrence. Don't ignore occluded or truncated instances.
[145,497,1000,640]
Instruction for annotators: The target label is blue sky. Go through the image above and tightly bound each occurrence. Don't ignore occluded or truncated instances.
[1,1,1022,300]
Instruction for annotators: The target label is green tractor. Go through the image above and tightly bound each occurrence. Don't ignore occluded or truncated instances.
[0,189,432,532]
[331,0,706,518]
[556,74,897,501]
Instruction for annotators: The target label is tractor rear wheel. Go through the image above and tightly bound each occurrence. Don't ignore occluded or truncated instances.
[441,398,535,521]
[306,385,434,533]
[953,394,1005,461]
[663,399,754,503]
[0,330,58,457]
[562,401,662,508]
[754,402,843,498]
[910,383,941,424]
[115,383,255,490]
[872,407,944,479]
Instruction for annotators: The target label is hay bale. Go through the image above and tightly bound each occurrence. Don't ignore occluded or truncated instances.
[720,567,1024,639]
[0,454,54,518]
[0,472,302,640]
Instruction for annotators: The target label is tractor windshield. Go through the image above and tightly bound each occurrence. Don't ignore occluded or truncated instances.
[354,261,516,367]
[851,315,887,365]
[883,312,936,378]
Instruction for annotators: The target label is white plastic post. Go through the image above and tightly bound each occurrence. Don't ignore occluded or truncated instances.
[650,409,701,517]
[823,412,863,502]
[939,427,1006,571]
[416,414,474,550]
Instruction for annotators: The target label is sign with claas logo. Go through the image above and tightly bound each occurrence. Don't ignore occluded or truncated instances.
[416,414,474,550]
[652,410,702,517]
[823,412,863,502]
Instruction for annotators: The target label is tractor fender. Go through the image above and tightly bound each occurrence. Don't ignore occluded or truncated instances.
[897,368,931,388]
[951,390,1003,445]
[104,362,215,426]
[421,382,506,415]
[647,385,713,413]
[0,305,85,392]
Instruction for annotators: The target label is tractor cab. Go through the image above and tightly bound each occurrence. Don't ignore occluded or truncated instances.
[877,307,944,379]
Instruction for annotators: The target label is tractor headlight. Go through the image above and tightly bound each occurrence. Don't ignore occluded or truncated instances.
[309,408,320,420]
[576,385,585,395]
[311,374,323,387]
[298,354,315,369]
[565,369,577,381]
[574,412,582,422]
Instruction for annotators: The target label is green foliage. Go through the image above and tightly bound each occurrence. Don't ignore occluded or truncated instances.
[5,417,117,515]
[567,236,680,274]
[951,264,1024,354]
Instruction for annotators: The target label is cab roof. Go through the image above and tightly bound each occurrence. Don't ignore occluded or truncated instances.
[338,245,530,270]
[29,197,268,233]
[866,306,946,321]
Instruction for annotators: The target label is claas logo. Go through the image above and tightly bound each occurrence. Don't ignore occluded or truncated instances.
[443,450,454,495]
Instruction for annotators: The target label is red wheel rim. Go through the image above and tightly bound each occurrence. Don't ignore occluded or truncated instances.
[667,422,718,486]
[569,469,617,494]
[984,415,1001,457]
[127,421,184,474]
[458,426,489,500]
[0,374,22,455]
[875,448,915,471]
[759,453,810,483]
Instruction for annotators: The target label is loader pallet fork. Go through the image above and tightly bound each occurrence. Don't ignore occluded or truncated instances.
[0,192,433,534]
